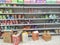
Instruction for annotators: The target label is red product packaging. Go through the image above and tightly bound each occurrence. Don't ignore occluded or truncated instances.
[56,0,60,4]
[7,20,10,25]
[15,20,18,24]
[12,33,22,45]
[9,20,13,25]
[4,20,7,25]
[12,20,15,24]
[6,0,12,3]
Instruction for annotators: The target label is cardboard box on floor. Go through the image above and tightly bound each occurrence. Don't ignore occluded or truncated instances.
[2,31,13,43]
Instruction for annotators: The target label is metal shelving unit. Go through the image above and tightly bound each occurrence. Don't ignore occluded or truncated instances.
[0,18,60,20]
[0,23,60,26]
[0,3,60,35]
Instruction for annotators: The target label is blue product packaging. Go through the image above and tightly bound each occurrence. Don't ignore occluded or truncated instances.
[0,0,6,3]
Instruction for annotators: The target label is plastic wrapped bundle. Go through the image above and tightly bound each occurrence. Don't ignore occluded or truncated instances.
[17,0,24,4]
[46,0,56,4]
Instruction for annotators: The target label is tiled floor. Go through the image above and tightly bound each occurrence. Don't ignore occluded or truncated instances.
[0,36,60,45]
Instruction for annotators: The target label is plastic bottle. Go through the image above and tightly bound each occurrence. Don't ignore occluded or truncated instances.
[22,31,29,42]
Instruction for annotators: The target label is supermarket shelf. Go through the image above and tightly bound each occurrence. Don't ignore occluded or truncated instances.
[24,6,60,8]
[23,28,60,30]
[28,33,60,36]
[0,6,60,8]
[2,28,60,31]
[23,12,60,14]
[0,6,23,8]
[0,13,23,14]
[1,28,60,32]
[0,12,60,14]
[1,23,60,26]
[0,18,60,20]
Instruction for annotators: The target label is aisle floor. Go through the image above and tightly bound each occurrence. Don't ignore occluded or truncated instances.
[0,36,60,45]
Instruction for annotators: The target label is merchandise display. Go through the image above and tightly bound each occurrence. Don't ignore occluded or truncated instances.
[0,0,60,45]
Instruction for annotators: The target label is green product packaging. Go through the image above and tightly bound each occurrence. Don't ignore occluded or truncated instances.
[7,26,11,30]
[0,15,3,19]
[1,4,6,7]
[0,11,3,14]
[12,0,18,3]
[3,15,6,19]
[17,0,24,4]
[46,0,56,4]
[7,4,11,7]
[9,9,12,13]
[45,15,49,18]
[3,4,6,6]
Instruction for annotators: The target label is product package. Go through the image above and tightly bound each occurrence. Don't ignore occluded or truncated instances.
[36,0,46,4]
[6,0,12,3]
[12,0,18,3]
[56,0,60,4]
[24,0,31,4]
[22,31,29,43]
[42,31,51,41]
[32,31,39,41]
[30,0,36,4]
[0,0,5,3]
[46,0,56,4]
[2,31,12,43]
[12,31,22,45]
[17,0,24,4]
